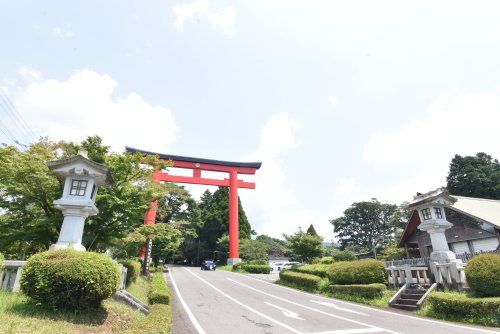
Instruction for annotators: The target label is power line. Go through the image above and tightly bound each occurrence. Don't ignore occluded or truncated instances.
[0,88,37,144]
[0,89,37,140]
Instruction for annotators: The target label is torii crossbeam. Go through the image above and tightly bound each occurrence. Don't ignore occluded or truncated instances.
[126,147,262,265]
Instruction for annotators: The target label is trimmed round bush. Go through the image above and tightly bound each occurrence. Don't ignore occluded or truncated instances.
[327,259,386,285]
[465,253,500,297]
[320,256,335,264]
[21,249,120,310]
[330,283,387,298]
[119,259,142,285]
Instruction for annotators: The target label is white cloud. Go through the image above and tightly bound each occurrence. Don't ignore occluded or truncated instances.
[329,95,339,107]
[362,87,500,203]
[3,69,178,152]
[363,88,500,167]
[237,113,333,240]
[173,0,209,30]
[336,177,356,194]
[172,0,235,37]
[53,26,75,39]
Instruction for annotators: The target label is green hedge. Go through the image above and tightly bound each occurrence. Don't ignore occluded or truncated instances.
[20,250,120,310]
[330,283,387,298]
[279,270,321,289]
[294,264,330,277]
[0,252,4,269]
[148,272,172,305]
[119,259,142,285]
[426,292,500,326]
[331,250,357,262]
[465,253,500,297]
[327,259,386,285]
[234,262,272,274]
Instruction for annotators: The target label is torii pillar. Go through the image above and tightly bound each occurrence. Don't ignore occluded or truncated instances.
[127,147,261,265]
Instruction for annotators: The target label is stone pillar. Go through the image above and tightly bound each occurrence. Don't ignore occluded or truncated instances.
[418,220,456,262]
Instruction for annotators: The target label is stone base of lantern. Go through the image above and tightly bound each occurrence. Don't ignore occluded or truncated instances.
[50,242,86,252]
[430,250,457,262]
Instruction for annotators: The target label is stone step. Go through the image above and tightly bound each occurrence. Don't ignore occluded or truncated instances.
[405,288,426,295]
[401,293,424,300]
[391,303,418,311]
[397,298,419,306]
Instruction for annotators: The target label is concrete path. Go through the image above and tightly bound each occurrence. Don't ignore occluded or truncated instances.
[166,266,499,334]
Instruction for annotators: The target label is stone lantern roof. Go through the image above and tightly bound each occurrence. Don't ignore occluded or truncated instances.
[406,188,457,208]
[47,150,114,186]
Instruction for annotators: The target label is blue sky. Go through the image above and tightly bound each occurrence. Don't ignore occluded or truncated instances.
[1,1,499,240]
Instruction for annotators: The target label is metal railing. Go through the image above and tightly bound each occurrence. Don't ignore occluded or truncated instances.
[455,249,500,263]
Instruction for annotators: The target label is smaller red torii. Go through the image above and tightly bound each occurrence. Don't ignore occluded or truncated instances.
[127,147,261,265]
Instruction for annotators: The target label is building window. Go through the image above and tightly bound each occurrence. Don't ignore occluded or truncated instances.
[434,207,443,219]
[421,208,432,220]
[70,179,88,196]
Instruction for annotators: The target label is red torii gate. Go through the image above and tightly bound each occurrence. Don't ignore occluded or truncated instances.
[126,147,261,265]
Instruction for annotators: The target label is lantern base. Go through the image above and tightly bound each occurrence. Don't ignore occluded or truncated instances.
[49,242,86,252]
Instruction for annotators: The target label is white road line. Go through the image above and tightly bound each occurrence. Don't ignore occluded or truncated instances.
[168,268,206,334]
[227,278,396,334]
[184,268,303,334]
[227,271,500,334]
[310,300,367,316]
[264,301,305,320]
[307,328,385,334]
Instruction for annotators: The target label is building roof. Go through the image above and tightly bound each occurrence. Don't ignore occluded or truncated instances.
[126,147,262,169]
[452,196,500,228]
[398,195,500,247]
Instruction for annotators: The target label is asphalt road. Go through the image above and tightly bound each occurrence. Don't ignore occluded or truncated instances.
[166,266,499,334]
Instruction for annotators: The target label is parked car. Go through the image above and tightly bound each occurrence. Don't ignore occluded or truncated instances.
[271,261,301,271]
[201,260,216,271]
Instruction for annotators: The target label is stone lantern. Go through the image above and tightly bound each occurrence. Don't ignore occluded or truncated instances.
[48,150,113,251]
[409,188,457,261]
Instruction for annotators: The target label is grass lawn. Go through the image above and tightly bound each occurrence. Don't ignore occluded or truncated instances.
[216,265,233,272]
[0,291,145,334]
[125,275,150,305]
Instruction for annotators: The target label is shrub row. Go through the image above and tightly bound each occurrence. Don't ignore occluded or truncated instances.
[20,250,120,310]
[293,264,330,277]
[426,292,500,326]
[125,304,172,334]
[234,263,272,274]
[0,252,3,269]
[279,270,321,289]
[330,283,387,298]
[327,259,386,285]
[119,259,142,285]
[465,253,500,297]
[148,272,172,305]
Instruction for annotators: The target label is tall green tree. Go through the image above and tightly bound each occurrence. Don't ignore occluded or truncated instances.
[446,152,500,200]
[0,136,163,258]
[239,239,268,261]
[283,231,323,263]
[306,224,318,236]
[330,200,404,258]
[198,187,252,253]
